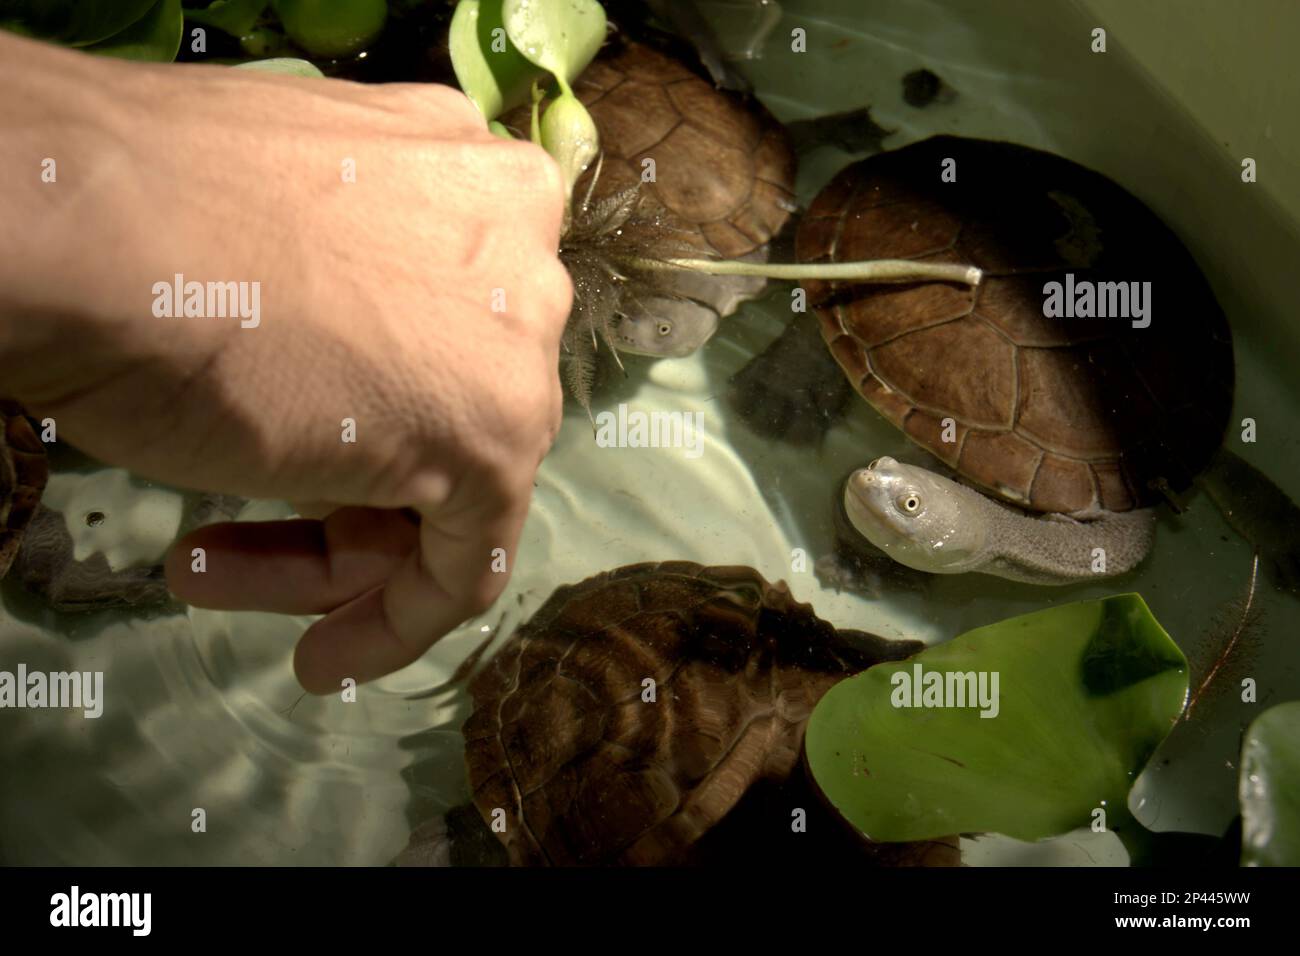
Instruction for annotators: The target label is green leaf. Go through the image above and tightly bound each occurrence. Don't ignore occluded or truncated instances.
[502,0,604,92]
[540,89,597,195]
[449,0,546,121]
[233,55,324,76]
[83,0,183,61]
[238,25,292,58]
[184,0,266,37]
[806,593,1187,843]
[3,0,159,46]
[270,0,386,58]
[487,120,515,139]
[1240,701,1300,866]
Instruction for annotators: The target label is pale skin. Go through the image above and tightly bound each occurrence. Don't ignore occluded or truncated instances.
[844,457,1155,585]
[0,31,573,692]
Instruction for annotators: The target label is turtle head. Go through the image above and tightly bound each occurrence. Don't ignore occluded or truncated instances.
[843,457,990,575]
[612,297,719,357]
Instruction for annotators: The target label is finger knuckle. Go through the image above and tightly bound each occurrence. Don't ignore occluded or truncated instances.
[502,140,568,226]
[474,367,553,455]
[466,571,506,615]
[395,83,483,127]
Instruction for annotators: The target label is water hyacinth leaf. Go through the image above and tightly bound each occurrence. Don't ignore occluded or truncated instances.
[2,0,158,46]
[449,0,545,121]
[238,25,292,58]
[540,90,598,195]
[270,0,386,58]
[502,0,605,90]
[233,56,324,76]
[183,0,267,37]
[83,0,183,61]
[1240,701,1300,866]
[805,594,1187,843]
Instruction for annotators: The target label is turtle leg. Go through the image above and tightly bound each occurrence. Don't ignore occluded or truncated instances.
[727,311,854,446]
[14,492,245,613]
[391,804,509,867]
[15,505,171,612]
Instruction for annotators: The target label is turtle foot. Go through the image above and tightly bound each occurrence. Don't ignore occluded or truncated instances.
[392,804,509,867]
[814,551,885,597]
[727,312,853,446]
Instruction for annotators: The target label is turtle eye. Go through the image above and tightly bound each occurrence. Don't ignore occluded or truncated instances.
[897,493,921,514]
[657,322,672,336]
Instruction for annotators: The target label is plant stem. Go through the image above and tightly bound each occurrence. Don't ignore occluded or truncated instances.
[629,256,983,286]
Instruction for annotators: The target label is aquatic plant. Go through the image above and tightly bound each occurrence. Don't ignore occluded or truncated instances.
[0,0,387,61]
[182,0,389,58]
[0,0,183,59]
[806,590,1298,866]
[806,594,1188,854]
[1239,701,1300,866]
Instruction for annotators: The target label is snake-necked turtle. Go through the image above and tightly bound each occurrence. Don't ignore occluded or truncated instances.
[399,561,957,866]
[503,37,796,409]
[797,136,1253,585]
[0,401,48,578]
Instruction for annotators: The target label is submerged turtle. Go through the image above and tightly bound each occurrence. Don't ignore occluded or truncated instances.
[399,561,957,866]
[505,37,796,409]
[0,405,243,612]
[14,488,245,612]
[0,401,48,578]
[796,136,1293,585]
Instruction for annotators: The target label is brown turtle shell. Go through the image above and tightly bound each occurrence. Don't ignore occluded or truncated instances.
[0,401,48,577]
[462,561,923,866]
[573,39,795,257]
[797,136,1234,515]
[506,39,796,259]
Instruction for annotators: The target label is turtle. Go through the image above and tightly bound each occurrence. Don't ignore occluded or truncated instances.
[14,489,245,612]
[611,0,754,92]
[0,401,49,579]
[794,135,1299,586]
[502,37,797,411]
[564,37,795,268]
[397,561,959,867]
[901,68,958,109]
[0,401,243,612]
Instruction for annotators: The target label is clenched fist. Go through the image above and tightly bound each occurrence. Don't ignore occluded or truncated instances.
[0,31,572,692]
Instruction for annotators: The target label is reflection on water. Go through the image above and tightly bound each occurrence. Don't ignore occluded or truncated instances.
[3,0,1298,865]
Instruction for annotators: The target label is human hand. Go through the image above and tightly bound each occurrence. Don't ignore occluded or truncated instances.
[0,33,571,692]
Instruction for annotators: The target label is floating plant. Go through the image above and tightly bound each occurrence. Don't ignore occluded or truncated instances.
[805,594,1189,851]
[1240,701,1300,866]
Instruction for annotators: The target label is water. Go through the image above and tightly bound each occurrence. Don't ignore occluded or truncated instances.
[2,0,1297,866]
